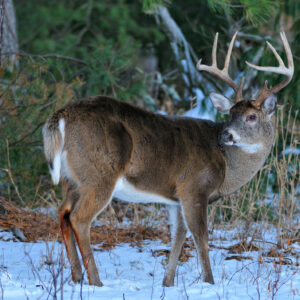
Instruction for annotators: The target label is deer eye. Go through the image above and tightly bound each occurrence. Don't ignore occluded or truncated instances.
[246,114,257,122]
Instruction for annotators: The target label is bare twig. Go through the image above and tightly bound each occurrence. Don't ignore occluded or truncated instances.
[238,32,269,42]
[0,277,3,300]
[8,121,44,147]
[1,51,88,65]
[0,0,5,65]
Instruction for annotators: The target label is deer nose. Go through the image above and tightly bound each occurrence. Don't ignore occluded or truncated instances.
[221,130,234,144]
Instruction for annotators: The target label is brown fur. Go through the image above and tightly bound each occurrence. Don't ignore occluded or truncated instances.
[43,95,276,287]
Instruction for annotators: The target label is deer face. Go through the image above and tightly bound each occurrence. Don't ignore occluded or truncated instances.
[197,31,292,154]
[210,92,277,153]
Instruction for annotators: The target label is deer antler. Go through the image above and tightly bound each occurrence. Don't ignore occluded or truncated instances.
[246,31,294,108]
[197,32,244,102]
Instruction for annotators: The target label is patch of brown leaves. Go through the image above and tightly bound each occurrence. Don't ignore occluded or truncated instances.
[92,225,170,249]
[0,197,61,242]
[227,241,260,253]
[0,197,170,249]
[209,240,260,253]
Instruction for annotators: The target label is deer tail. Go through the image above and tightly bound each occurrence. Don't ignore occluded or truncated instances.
[42,118,66,185]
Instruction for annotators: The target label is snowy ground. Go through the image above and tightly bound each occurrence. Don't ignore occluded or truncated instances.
[0,228,299,300]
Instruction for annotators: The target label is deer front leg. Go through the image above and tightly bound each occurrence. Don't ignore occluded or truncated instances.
[163,206,187,287]
[180,195,214,284]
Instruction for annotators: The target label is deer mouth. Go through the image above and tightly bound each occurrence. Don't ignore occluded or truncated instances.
[221,129,239,145]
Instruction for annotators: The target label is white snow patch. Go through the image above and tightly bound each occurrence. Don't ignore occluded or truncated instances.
[0,225,299,299]
[184,89,215,121]
[282,146,300,156]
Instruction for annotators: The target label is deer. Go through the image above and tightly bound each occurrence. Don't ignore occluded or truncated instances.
[42,32,293,287]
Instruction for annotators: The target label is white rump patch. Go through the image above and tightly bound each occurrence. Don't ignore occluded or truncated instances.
[113,177,178,206]
[50,153,61,185]
[50,118,65,185]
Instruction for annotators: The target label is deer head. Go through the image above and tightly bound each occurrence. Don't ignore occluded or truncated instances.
[197,31,294,153]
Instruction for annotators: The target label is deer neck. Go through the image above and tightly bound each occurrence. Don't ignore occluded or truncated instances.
[219,120,275,196]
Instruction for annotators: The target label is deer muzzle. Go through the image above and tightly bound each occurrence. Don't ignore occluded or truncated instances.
[221,129,234,145]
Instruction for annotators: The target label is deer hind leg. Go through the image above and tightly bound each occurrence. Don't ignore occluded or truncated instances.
[180,195,214,284]
[69,182,116,287]
[59,180,82,283]
[163,205,187,287]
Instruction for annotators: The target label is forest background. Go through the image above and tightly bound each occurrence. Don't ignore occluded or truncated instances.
[0,0,299,234]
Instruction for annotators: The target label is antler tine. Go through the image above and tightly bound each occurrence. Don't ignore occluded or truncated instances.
[212,32,218,66]
[280,31,294,75]
[236,76,244,102]
[197,32,242,102]
[223,31,238,75]
[246,31,294,108]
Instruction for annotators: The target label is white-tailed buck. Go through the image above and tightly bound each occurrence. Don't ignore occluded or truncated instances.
[43,32,293,286]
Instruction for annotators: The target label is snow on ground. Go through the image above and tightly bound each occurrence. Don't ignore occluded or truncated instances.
[0,229,299,300]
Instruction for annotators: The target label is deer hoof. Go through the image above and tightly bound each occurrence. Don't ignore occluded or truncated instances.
[162,277,174,287]
[72,272,83,284]
[88,278,104,287]
[204,275,214,284]
[93,280,104,287]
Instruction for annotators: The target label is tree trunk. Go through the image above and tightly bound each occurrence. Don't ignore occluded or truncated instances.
[153,5,215,119]
[0,0,18,68]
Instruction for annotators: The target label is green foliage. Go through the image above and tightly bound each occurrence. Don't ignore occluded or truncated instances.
[143,0,279,24]
[142,0,165,12]
[0,59,82,205]
[16,0,164,100]
[243,0,278,24]
[207,0,232,14]
[207,0,279,24]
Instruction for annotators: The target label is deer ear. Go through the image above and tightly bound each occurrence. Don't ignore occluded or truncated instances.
[209,92,233,114]
[262,94,277,115]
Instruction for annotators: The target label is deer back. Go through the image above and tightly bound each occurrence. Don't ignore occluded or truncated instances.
[43,96,226,202]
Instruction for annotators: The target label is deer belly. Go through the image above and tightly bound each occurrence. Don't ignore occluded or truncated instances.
[113,177,178,205]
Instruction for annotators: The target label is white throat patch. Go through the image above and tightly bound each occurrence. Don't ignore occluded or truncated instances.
[234,142,263,154]
[224,129,263,154]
